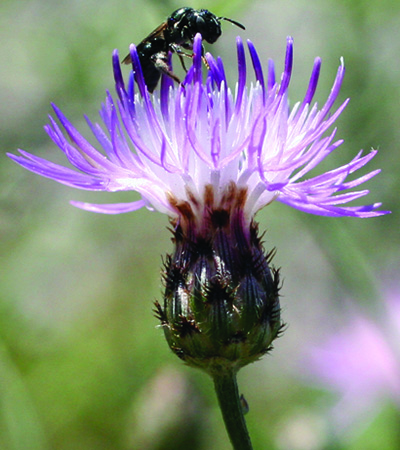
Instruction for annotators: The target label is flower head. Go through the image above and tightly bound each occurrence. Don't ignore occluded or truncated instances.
[8,34,389,222]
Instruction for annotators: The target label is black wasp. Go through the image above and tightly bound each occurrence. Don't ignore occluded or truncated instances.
[122,7,245,92]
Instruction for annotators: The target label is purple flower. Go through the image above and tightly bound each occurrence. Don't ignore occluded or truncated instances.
[8,34,389,219]
[305,294,400,432]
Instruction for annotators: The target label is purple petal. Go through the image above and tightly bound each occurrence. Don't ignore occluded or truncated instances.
[235,36,246,112]
[71,199,146,214]
[247,39,265,98]
[192,33,203,85]
[279,37,294,95]
[129,43,148,98]
[297,57,321,117]
[8,150,106,190]
[112,49,126,102]
[267,59,276,91]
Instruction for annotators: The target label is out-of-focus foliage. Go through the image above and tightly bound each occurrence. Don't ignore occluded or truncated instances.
[1,0,398,449]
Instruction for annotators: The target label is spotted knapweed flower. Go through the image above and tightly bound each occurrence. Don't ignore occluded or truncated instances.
[8,34,389,374]
[304,292,400,435]
[9,35,387,220]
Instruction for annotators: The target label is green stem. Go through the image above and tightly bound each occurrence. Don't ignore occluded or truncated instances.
[212,368,253,450]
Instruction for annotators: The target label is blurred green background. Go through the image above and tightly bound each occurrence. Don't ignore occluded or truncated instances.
[1,0,399,449]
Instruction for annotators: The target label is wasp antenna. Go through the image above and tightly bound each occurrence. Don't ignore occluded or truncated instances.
[219,17,246,30]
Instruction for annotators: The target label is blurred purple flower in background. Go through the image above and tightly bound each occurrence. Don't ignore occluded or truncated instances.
[305,291,400,433]
[8,34,388,221]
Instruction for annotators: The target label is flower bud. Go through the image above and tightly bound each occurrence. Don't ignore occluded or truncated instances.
[155,183,282,375]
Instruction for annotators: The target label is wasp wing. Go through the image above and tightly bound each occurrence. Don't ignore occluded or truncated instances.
[122,22,168,65]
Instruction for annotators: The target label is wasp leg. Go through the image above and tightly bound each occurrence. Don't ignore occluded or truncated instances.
[177,53,189,72]
[151,51,181,85]
[170,44,192,73]
[202,55,210,70]
[175,43,210,71]
[178,41,194,52]
[200,44,210,69]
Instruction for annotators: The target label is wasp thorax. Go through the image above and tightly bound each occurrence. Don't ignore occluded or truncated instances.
[155,183,282,375]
